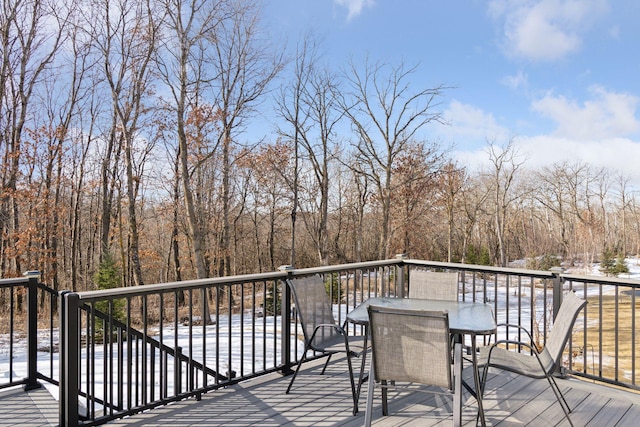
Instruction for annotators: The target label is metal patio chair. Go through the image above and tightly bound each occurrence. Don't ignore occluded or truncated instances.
[364,305,462,426]
[409,269,459,301]
[285,275,365,414]
[478,291,588,427]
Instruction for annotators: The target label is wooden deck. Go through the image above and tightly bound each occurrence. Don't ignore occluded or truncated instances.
[102,356,640,427]
[3,355,640,426]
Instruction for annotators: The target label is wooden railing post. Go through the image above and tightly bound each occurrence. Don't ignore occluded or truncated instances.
[395,254,408,298]
[24,272,42,390]
[60,291,80,427]
[550,266,565,320]
[278,265,295,375]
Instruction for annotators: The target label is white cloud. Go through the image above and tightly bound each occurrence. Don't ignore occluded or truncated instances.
[515,135,640,184]
[489,0,610,61]
[532,86,640,139]
[502,70,529,91]
[443,97,640,186]
[454,133,640,187]
[334,0,375,21]
[441,100,510,142]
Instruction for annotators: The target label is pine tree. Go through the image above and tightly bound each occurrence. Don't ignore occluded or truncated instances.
[93,254,125,338]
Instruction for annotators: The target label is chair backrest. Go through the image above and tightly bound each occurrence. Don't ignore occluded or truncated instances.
[545,291,588,366]
[287,275,339,350]
[408,270,459,301]
[367,305,452,389]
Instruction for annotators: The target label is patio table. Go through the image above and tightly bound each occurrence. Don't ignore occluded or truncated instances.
[347,297,496,426]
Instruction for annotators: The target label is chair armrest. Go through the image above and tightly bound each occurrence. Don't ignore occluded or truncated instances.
[490,339,540,354]
[309,323,346,341]
[495,323,535,344]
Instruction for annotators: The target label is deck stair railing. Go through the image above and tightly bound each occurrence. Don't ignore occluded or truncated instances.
[66,301,223,417]
[59,271,293,425]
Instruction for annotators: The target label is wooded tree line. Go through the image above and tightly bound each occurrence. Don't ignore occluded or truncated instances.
[2,0,639,295]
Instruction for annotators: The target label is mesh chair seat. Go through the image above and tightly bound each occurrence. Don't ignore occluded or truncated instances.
[478,345,554,379]
[285,275,365,415]
[409,270,459,301]
[364,305,462,426]
[309,333,365,354]
[478,291,587,427]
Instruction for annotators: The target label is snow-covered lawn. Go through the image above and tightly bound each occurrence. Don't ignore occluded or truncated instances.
[2,258,639,403]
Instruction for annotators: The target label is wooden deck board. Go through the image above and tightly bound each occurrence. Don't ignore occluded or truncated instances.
[106,356,636,426]
[3,354,640,426]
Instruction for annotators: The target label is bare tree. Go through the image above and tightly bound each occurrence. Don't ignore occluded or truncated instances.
[210,0,283,275]
[0,0,69,277]
[275,34,317,267]
[614,174,633,257]
[459,174,490,264]
[33,9,94,292]
[340,59,447,259]
[485,139,526,267]
[348,164,370,262]
[439,161,466,262]
[390,141,444,256]
[278,53,343,265]
[155,0,225,281]
[239,142,291,271]
[92,0,159,286]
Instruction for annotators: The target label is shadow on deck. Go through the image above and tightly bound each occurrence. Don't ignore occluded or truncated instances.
[3,355,640,426]
[88,356,640,426]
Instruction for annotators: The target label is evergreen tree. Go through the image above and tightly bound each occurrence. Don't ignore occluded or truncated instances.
[600,248,628,276]
[93,254,125,337]
[325,273,343,304]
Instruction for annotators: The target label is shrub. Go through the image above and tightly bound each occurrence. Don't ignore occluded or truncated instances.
[600,248,629,276]
[465,245,491,265]
[526,254,560,271]
[325,273,343,303]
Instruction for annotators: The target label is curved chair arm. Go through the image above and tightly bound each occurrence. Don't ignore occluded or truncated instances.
[309,323,346,342]
[496,323,535,338]
[489,338,540,356]
[493,323,536,346]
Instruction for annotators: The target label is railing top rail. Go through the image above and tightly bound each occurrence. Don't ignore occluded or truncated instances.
[75,270,287,302]
[404,259,556,278]
[0,276,31,286]
[71,259,405,302]
[63,258,640,304]
[286,258,402,276]
[561,273,640,287]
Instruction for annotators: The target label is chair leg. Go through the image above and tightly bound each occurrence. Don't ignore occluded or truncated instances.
[479,360,574,427]
[477,363,490,426]
[479,363,489,396]
[355,333,369,406]
[545,373,574,427]
[453,342,462,427]
[320,354,333,375]
[548,373,572,413]
[345,349,359,415]
[381,380,388,416]
[286,350,308,394]
[364,363,376,427]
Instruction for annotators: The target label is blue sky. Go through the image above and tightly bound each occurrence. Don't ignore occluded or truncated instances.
[263,0,640,184]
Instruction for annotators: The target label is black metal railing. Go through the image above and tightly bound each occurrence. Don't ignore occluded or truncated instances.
[0,276,58,391]
[561,273,639,387]
[2,258,639,426]
[58,262,404,426]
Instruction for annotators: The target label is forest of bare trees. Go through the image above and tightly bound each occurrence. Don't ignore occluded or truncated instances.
[3,0,640,295]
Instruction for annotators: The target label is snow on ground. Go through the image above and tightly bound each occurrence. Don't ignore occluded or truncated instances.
[2,258,639,402]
